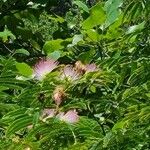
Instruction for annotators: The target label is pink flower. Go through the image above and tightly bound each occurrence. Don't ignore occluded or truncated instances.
[85,63,98,73]
[57,109,79,124]
[61,66,79,81]
[33,58,59,80]
[41,108,55,122]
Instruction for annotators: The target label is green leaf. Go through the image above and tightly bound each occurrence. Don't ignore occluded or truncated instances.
[146,93,150,98]
[85,29,100,42]
[43,38,71,55]
[103,132,113,148]
[63,101,87,110]
[0,86,9,91]
[126,21,145,34]
[72,34,83,45]
[15,49,30,56]
[0,83,23,90]
[43,39,64,54]
[112,121,127,131]
[105,14,123,39]
[68,34,83,47]
[0,103,19,113]
[3,108,27,119]
[16,62,33,77]
[82,2,106,29]
[0,78,29,86]
[122,87,139,100]
[6,115,33,137]
[104,0,123,27]
[74,1,89,13]
[49,15,64,23]
[90,85,96,93]
[0,28,16,42]
[78,49,95,63]
[33,112,40,126]
[48,50,61,60]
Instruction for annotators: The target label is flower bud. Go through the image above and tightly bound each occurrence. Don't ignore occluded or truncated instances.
[75,61,86,74]
[53,86,66,106]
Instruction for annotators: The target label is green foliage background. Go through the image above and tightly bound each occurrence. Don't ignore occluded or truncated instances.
[0,0,150,149]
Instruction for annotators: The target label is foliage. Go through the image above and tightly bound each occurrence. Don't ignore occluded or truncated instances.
[0,0,150,149]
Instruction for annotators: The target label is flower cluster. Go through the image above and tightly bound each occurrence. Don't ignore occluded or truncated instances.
[41,108,79,124]
[61,65,79,81]
[74,61,98,74]
[33,58,99,124]
[33,58,98,81]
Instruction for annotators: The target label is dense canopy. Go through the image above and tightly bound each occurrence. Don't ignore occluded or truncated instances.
[0,0,150,149]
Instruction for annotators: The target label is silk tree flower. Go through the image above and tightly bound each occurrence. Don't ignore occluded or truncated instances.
[61,65,79,81]
[57,109,79,124]
[75,61,98,74]
[85,63,98,73]
[33,58,59,80]
[41,108,56,122]
[53,86,66,106]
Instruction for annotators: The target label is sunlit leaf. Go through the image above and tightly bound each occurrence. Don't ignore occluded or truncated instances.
[82,2,106,29]
[16,62,33,77]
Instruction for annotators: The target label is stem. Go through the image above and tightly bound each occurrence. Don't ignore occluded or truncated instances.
[69,126,77,145]
[95,117,106,136]
[72,129,77,144]
[88,108,106,136]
